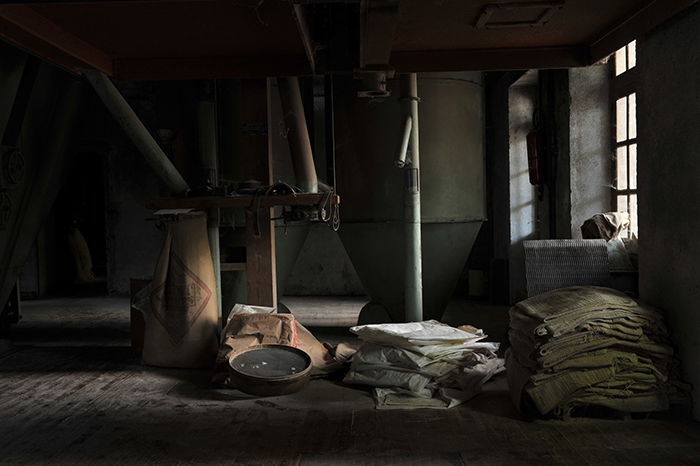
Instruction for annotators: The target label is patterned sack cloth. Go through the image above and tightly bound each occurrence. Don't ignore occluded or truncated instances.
[134,212,219,369]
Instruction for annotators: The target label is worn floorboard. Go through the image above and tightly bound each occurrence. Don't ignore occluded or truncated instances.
[1,297,699,465]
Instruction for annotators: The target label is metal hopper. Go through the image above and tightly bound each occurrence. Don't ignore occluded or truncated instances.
[335,72,486,322]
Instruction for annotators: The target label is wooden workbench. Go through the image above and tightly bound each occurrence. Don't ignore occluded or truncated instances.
[150,191,339,311]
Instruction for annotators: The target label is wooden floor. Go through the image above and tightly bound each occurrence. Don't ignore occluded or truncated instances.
[1,297,700,465]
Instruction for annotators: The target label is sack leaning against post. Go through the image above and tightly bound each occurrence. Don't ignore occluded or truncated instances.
[141,211,219,369]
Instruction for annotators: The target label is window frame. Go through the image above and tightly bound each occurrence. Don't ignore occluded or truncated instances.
[611,41,639,238]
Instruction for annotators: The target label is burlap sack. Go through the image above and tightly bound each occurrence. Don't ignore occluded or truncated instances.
[211,305,356,387]
[141,212,219,368]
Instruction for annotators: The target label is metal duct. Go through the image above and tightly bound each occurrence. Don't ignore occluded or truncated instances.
[0,66,83,310]
[197,99,222,315]
[83,70,189,195]
[276,77,318,193]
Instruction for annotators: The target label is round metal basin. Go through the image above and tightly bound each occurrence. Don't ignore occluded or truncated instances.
[228,344,312,396]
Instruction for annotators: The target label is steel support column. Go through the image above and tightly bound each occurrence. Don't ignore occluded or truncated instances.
[400,73,423,322]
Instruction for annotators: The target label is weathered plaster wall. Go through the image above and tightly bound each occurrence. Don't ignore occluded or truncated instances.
[569,65,612,238]
[508,83,538,302]
[82,91,165,296]
[104,140,164,295]
[548,70,573,240]
[638,5,700,419]
[483,72,524,304]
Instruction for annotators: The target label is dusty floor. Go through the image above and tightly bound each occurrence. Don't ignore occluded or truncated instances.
[1,297,699,465]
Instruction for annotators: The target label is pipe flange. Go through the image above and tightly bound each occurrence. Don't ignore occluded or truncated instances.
[1,147,25,186]
[354,68,395,98]
[0,191,12,229]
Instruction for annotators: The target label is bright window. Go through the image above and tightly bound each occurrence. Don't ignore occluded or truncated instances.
[612,41,638,237]
[614,40,637,76]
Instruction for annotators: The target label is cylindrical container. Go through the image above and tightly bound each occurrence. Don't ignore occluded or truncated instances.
[334,72,486,322]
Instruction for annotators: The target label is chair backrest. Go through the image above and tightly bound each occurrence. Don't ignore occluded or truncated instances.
[523,239,610,297]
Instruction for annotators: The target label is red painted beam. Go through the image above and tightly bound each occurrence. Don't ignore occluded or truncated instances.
[390,46,590,73]
[0,5,112,74]
[112,55,312,80]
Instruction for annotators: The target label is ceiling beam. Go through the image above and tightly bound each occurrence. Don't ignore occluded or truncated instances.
[390,46,589,73]
[588,0,698,63]
[112,55,312,80]
[0,5,112,74]
[0,0,232,3]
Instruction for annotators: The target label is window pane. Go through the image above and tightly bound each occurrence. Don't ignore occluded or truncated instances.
[616,146,628,190]
[628,40,637,69]
[617,195,630,237]
[630,194,638,237]
[628,93,637,140]
[616,97,628,142]
[629,144,637,190]
[617,195,629,213]
[615,46,627,76]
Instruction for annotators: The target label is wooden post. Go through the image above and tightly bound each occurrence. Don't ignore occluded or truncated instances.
[240,79,277,308]
[245,208,277,307]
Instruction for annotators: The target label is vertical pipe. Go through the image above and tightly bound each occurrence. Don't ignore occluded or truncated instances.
[276,77,318,193]
[401,73,423,322]
[324,75,336,190]
[197,98,222,317]
[83,70,189,195]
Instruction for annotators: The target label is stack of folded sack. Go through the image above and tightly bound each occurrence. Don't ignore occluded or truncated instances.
[344,320,504,409]
[506,286,689,418]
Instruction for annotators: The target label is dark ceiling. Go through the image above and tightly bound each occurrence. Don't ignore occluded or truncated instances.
[0,0,695,79]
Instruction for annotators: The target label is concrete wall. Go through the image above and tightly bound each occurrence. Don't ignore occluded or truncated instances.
[285,224,365,296]
[568,66,612,238]
[104,142,164,295]
[638,5,700,419]
[479,67,612,304]
[508,83,538,302]
[18,213,59,298]
[540,66,611,240]
[483,72,524,304]
[82,91,166,296]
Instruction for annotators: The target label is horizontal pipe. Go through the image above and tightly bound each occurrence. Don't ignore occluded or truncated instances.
[276,76,318,193]
[83,70,189,195]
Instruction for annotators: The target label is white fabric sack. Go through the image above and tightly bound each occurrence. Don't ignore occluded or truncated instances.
[350,343,466,379]
[351,320,497,360]
[351,320,487,346]
[412,341,500,360]
[455,358,506,396]
[346,320,505,408]
[344,365,433,394]
[229,303,276,318]
[374,387,476,410]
